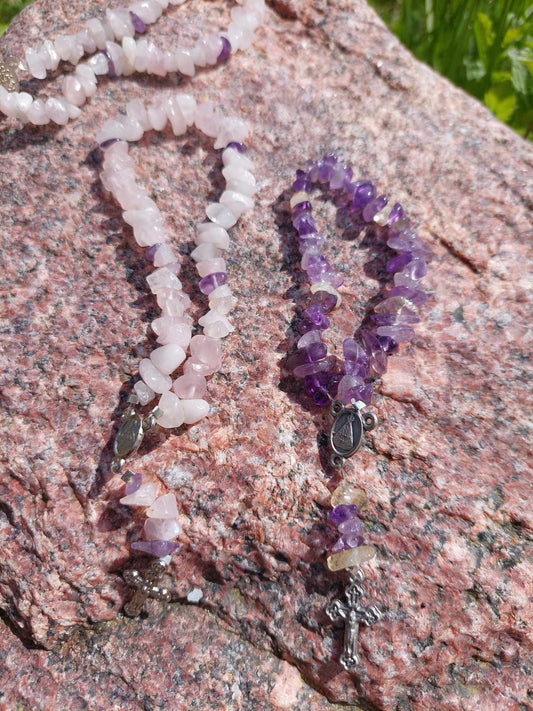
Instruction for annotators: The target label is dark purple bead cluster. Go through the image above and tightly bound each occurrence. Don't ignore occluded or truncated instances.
[329,504,364,553]
[289,153,430,408]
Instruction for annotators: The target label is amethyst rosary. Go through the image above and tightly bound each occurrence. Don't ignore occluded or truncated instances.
[287,154,431,669]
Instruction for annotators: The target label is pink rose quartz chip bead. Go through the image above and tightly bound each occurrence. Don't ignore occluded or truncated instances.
[150,343,186,375]
[133,380,156,406]
[182,399,210,424]
[190,335,222,371]
[206,203,238,229]
[191,242,224,262]
[153,243,178,268]
[120,481,159,507]
[157,288,191,318]
[184,360,213,377]
[198,310,234,338]
[155,391,184,429]
[195,223,230,249]
[146,267,182,293]
[208,285,237,315]
[151,317,192,348]
[196,258,226,277]
[173,373,207,399]
[144,517,182,541]
[139,358,172,393]
[194,100,220,137]
[62,75,86,107]
[146,493,179,519]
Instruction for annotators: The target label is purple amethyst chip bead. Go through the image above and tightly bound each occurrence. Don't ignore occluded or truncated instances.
[129,11,147,33]
[331,537,347,553]
[217,36,232,63]
[343,532,364,549]
[311,290,338,313]
[351,182,376,210]
[226,141,246,153]
[294,213,316,236]
[313,388,330,407]
[329,504,358,526]
[124,473,142,496]
[362,195,388,223]
[292,201,312,218]
[338,516,363,536]
[378,335,399,354]
[103,49,116,77]
[199,272,227,295]
[99,138,119,149]
[388,202,404,225]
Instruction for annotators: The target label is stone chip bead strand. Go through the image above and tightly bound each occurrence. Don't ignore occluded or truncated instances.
[327,483,377,572]
[23,1,188,82]
[99,93,256,431]
[0,0,265,126]
[289,153,431,413]
[120,473,183,560]
[287,153,431,572]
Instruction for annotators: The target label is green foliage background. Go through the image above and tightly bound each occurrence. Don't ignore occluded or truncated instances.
[1,0,532,140]
[369,0,533,140]
[0,0,32,36]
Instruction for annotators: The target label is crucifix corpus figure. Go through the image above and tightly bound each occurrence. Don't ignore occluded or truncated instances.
[325,570,382,670]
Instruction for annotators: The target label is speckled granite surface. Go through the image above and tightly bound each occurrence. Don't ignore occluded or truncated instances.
[0,604,344,711]
[0,1,532,710]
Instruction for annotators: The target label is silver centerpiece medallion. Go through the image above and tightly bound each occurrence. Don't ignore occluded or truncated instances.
[114,409,144,461]
[111,406,160,473]
[329,400,377,466]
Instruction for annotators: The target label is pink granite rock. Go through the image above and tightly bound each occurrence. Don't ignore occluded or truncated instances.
[0,1,532,710]
[0,606,338,711]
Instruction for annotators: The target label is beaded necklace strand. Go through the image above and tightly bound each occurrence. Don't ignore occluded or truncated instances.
[0,0,265,125]
[1,3,433,671]
[101,96,257,615]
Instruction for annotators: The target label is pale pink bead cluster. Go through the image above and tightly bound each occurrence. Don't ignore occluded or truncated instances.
[120,478,183,558]
[100,94,256,430]
[0,0,266,126]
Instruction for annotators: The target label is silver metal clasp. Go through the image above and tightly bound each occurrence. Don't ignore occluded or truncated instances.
[111,406,160,473]
[329,400,377,468]
[0,57,19,92]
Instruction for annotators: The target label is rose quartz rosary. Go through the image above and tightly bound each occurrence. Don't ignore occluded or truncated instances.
[0,0,265,616]
[103,110,256,615]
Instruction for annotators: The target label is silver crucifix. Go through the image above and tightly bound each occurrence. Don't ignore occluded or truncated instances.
[123,559,171,617]
[325,570,382,670]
